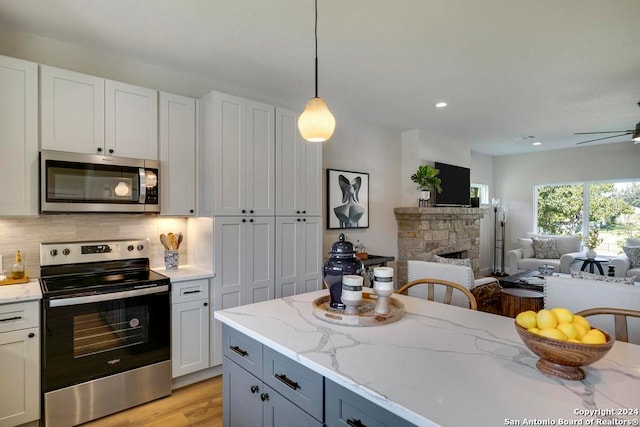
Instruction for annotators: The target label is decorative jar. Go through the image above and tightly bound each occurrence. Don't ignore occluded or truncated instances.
[323,233,365,309]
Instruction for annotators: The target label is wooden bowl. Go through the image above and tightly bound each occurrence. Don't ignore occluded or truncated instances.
[515,323,614,380]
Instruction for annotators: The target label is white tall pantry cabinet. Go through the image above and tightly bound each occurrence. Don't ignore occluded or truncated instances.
[200,90,322,367]
[0,55,38,216]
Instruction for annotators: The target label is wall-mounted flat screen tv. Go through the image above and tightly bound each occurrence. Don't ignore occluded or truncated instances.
[434,162,471,207]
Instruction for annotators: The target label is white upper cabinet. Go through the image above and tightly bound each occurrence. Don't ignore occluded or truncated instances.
[40,65,105,155]
[0,55,38,216]
[41,65,158,159]
[159,92,197,216]
[210,92,275,216]
[275,108,322,217]
[105,80,158,159]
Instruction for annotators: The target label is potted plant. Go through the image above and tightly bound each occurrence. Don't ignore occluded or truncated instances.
[583,228,602,259]
[411,165,442,205]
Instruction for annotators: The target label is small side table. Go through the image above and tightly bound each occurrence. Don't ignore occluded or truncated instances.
[575,257,608,275]
[500,288,544,318]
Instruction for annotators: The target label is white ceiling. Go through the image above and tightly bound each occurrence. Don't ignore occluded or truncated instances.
[1,0,639,156]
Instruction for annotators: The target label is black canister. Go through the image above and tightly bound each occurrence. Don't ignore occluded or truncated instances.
[323,233,365,309]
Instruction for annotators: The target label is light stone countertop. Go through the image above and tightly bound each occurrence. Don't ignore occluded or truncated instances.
[215,289,640,427]
[151,265,215,283]
[0,280,42,304]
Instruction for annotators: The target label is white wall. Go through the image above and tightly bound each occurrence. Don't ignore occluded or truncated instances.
[322,113,401,260]
[471,152,495,274]
[494,142,640,252]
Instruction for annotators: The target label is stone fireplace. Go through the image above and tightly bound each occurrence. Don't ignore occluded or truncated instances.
[394,207,487,286]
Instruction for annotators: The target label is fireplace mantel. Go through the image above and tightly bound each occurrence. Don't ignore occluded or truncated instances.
[394,207,487,286]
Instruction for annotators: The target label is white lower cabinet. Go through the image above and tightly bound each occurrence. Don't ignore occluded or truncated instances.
[211,216,274,367]
[171,279,210,378]
[275,216,323,298]
[222,325,322,427]
[0,301,39,427]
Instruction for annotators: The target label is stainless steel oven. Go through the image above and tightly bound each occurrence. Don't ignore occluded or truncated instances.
[40,150,160,213]
[39,239,171,426]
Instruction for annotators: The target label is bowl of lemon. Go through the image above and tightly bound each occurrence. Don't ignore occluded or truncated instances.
[515,307,614,380]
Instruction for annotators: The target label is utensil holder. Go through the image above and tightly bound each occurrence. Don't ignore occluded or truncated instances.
[164,250,179,270]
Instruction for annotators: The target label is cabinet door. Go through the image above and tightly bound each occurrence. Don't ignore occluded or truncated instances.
[0,328,39,427]
[246,100,275,216]
[262,383,322,427]
[212,217,246,366]
[171,299,209,378]
[275,217,300,298]
[275,108,322,216]
[213,92,246,216]
[246,216,275,304]
[0,55,38,216]
[159,92,196,216]
[276,217,322,298]
[40,65,105,154]
[299,216,323,294]
[105,80,158,159]
[223,357,263,427]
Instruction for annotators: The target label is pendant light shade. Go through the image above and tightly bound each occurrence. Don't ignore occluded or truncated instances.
[298,0,335,142]
[298,97,335,142]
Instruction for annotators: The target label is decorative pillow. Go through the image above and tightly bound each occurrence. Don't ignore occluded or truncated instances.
[622,246,640,268]
[433,254,471,267]
[532,238,560,259]
[518,238,535,258]
[570,269,635,285]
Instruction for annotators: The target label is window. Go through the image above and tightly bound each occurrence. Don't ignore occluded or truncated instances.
[535,180,640,256]
[471,183,489,205]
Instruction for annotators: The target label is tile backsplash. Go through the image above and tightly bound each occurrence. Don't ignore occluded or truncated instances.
[0,214,188,278]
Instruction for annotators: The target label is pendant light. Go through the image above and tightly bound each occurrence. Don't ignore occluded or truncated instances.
[298,0,335,142]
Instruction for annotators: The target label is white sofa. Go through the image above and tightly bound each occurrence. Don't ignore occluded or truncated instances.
[506,233,583,274]
[610,238,640,280]
[544,275,640,343]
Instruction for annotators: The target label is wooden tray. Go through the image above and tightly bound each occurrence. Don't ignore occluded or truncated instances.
[312,293,404,327]
[0,276,30,286]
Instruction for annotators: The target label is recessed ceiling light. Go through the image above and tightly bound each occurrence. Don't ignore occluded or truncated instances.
[532,141,542,146]
[435,102,447,108]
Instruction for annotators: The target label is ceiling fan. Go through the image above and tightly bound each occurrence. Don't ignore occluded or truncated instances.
[574,101,640,145]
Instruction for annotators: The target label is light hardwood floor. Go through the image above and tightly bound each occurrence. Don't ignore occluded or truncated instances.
[82,376,222,427]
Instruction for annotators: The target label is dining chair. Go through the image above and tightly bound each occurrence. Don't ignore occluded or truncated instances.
[396,278,478,310]
[575,307,640,344]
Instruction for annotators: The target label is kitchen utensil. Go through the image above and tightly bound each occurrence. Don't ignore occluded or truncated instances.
[177,233,183,249]
[167,233,177,250]
[160,234,168,250]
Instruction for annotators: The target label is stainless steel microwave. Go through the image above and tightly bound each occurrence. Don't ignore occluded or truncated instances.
[40,150,160,213]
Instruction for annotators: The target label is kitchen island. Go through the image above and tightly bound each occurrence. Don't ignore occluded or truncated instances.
[215,289,640,426]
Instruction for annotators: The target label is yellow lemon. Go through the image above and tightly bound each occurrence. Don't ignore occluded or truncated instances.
[516,310,538,329]
[551,307,574,324]
[557,323,579,340]
[538,328,568,341]
[527,327,541,335]
[573,315,591,330]
[581,330,606,345]
[572,323,588,339]
[536,309,558,330]
[586,328,606,340]
[568,339,582,344]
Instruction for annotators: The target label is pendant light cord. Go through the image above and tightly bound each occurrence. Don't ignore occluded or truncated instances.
[314,0,318,98]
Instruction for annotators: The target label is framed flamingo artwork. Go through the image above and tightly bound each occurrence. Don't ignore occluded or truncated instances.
[327,168,369,229]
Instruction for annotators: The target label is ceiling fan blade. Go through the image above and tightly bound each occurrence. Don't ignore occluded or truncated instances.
[574,130,634,135]
[576,132,632,145]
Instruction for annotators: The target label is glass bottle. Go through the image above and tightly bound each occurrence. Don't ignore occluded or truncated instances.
[11,250,25,280]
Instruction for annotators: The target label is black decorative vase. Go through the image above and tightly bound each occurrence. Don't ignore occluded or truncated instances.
[323,233,365,309]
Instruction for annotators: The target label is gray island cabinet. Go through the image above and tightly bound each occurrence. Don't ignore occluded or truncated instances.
[215,290,640,427]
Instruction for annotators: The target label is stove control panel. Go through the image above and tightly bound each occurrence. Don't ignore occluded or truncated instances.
[40,239,150,266]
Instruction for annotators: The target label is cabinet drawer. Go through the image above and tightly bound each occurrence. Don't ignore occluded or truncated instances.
[0,301,39,333]
[325,380,414,427]
[263,346,323,421]
[223,325,263,378]
[171,279,209,304]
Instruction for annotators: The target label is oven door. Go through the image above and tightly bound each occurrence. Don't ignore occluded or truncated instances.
[42,285,170,392]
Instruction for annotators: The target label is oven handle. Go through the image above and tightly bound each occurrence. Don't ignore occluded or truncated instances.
[47,285,169,308]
